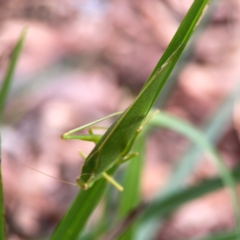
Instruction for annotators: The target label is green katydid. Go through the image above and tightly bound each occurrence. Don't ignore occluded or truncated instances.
[62,43,185,191]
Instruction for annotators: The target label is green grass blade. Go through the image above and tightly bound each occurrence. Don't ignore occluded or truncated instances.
[136,0,209,112]
[0,29,26,239]
[135,111,240,239]
[146,0,209,84]
[115,0,209,122]
[103,167,240,240]
[0,29,26,123]
[163,87,239,196]
[117,2,211,234]
[50,179,108,240]
[50,166,119,240]
[115,1,210,238]
[194,231,237,240]
[74,135,146,240]
[151,112,240,224]
[117,134,145,240]
[156,0,218,107]
[0,135,5,239]
[143,167,240,221]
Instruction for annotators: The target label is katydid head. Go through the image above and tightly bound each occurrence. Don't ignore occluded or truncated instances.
[76,173,94,190]
[60,134,66,139]
[76,179,88,190]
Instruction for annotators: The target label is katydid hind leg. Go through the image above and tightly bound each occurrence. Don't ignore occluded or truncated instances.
[79,151,87,160]
[102,172,124,191]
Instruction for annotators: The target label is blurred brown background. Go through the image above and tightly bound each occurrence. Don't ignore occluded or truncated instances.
[1,0,240,239]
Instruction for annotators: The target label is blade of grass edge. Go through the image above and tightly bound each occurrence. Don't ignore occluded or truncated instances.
[0,29,26,123]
